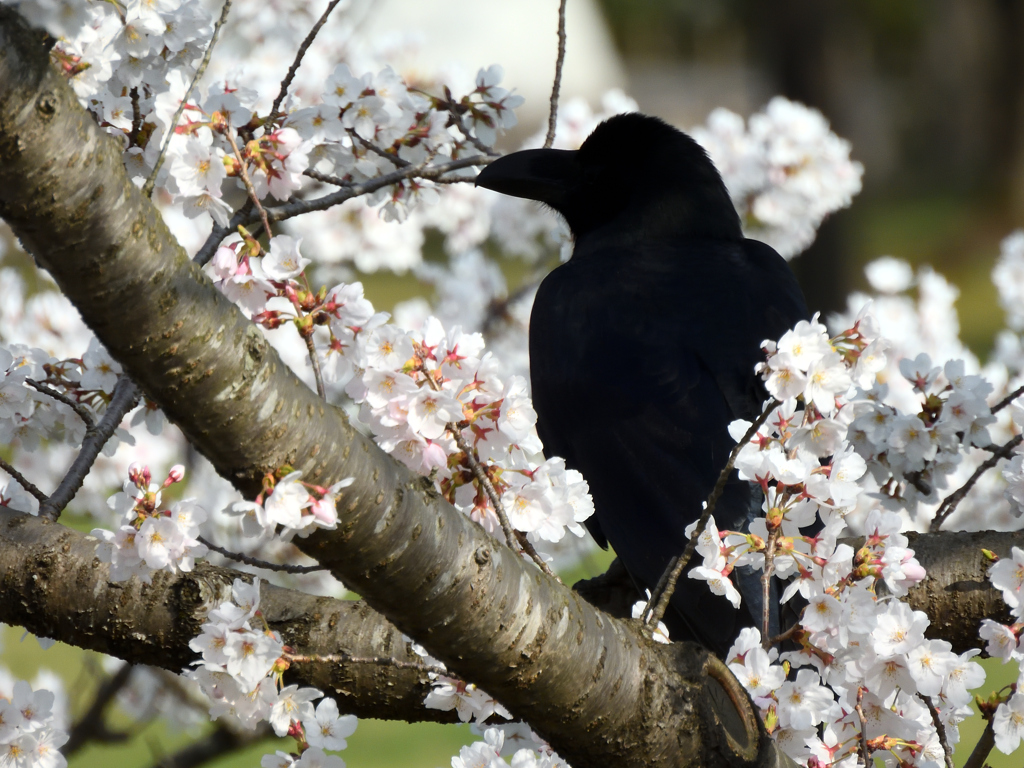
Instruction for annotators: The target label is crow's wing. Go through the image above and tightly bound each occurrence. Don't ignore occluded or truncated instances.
[529,237,808,653]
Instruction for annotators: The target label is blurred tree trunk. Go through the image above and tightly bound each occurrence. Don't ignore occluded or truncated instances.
[741,0,856,316]
[990,0,1024,219]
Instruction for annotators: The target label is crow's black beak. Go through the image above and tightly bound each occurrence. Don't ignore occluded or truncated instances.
[475,148,578,209]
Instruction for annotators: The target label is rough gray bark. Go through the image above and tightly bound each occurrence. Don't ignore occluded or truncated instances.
[904,530,1016,650]
[0,508,1016,729]
[0,507,450,723]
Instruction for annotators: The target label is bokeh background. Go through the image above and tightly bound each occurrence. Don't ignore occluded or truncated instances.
[591,0,1024,358]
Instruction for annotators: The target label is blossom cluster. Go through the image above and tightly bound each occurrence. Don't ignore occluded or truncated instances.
[20,0,215,104]
[17,0,525,234]
[91,463,208,583]
[332,295,595,545]
[225,470,353,541]
[0,678,68,768]
[147,59,521,229]
[676,310,1003,767]
[0,336,136,469]
[833,253,1023,532]
[691,97,864,258]
[845,353,995,512]
[451,725,570,768]
[188,577,357,768]
[206,234,594,549]
[384,636,508,727]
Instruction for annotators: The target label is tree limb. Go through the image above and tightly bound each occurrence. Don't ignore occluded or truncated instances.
[0,507,448,723]
[38,375,140,520]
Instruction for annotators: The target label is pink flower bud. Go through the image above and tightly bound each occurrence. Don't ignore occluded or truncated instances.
[128,462,151,488]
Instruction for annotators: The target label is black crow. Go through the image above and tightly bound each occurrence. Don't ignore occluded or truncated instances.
[475,113,810,656]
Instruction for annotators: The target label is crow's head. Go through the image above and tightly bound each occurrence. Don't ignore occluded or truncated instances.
[475,112,742,243]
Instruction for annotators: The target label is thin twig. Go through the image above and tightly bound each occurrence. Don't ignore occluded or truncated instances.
[450,426,555,580]
[195,154,492,265]
[424,366,557,580]
[543,0,568,149]
[26,378,95,430]
[128,87,142,148]
[854,687,871,767]
[962,714,996,768]
[448,428,514,548]
[760,528,779,648]
[354,132,411,167]
[38,376,140,521]
[924,696,955,768]
[286,651,447,677]
[268,0,346,123]
[454,112,501,157]
[272,153,488,218]
[302,167,348,186]
[143,0,232,197]
[930,433,1023,531]
[303,335,326,400]
[645,400,778,630]
[992,382,1024,414]
[0,457,47,504]
[765,622,802,648]
[223,119,272,242]
[198,536,326,574]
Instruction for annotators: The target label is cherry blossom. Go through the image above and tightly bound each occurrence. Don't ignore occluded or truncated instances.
[302,698,357,751]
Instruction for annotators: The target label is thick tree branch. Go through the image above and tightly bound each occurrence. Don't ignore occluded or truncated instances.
[0,507,1013,730]
[0,507,449,723]
[903,529,1016,650]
